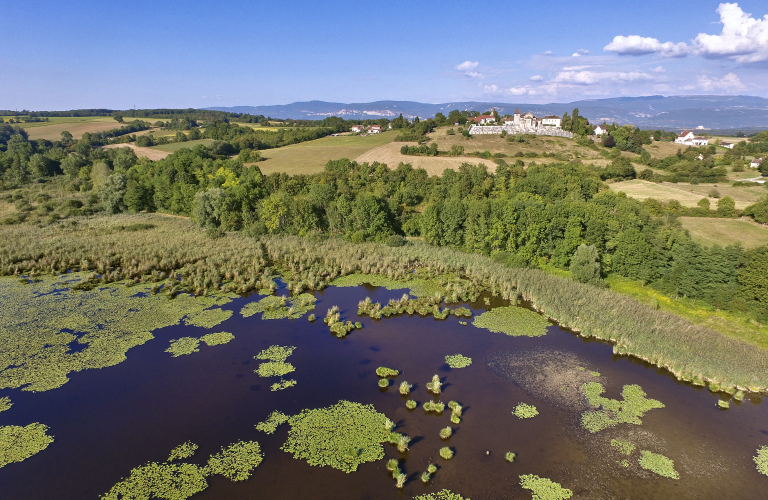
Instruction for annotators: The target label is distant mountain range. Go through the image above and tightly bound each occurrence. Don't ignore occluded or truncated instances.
[209,95,768,130]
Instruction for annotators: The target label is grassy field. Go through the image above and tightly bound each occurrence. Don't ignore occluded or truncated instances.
[102,144,170,161]
[148,139,216,153]
[257,131,397,175]
[680,217,768,249]
[15,116,123,140]
[610,179,765,209]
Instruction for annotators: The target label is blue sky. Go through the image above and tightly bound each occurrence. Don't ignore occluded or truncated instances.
[2,0,767,110]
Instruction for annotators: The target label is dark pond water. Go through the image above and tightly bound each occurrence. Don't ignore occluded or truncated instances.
[1,283,767,499]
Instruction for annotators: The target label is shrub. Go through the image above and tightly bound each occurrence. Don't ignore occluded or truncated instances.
[439,427,453,439]
[406,400,417,410]
[513,403,539,419]
[376,367,400,378]
[570,245,603,286]
[439,447,454,460]
[378,379,389,388]
[386,235,406,247]
[399,381,412,395]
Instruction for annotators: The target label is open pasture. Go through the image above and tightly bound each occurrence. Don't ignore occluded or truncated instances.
[257,131,397,175]
[680,217,768,249]
[355,142,479,175]
[102,143,170,161]
[610,179,765,209]
[148,139,216,153]
[18,117,122,140]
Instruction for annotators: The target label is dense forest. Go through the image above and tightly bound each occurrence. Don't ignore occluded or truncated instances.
[2,118,768,324]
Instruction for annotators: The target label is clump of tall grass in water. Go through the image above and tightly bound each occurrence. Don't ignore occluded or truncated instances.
[376,367,400,378]
[754,446,768,476]
[580,382,664,433]
[513,403,538,419]
[519,474,572,499]
[386,458,398,471]
[406,400,417,410]
[423,401,445,413]
[445,354,472,368]
[397,435,411,453]
[399,381,412,395]
[241,293,316,320]
[439,427,453,439]
[426,374,442,394]
[638,450,679,479]
[439,447,454,460]
[451,414,461,424]
[505,451,516,463]
[378,379,389,388]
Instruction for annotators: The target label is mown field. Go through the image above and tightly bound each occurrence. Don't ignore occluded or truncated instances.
[17,117,123,140]
[257,131,397,175]
[610,179,765,209]
[148,139,216,153]
[680,217,768,249]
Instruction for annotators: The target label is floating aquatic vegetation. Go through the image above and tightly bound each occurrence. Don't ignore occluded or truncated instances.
[754,446,768,476]
[397,435,411,453]
[399,381,412,395]
[240,293,316,320]
[610,439,635,456]
[505,451,516,463]
[424,401,445,413]
[168,442,198,461]
[0,396,10,412]
[255,411,289,434]
[308,314,316,322]
[271,380,297,391]
[580,383,664,433]
[453,307,472,318]
[281,400,392,473]
[451,414,461,424]
[413,489,469,500]
[376,367,399,378]
[445,354,472,368]
[395,472,406,488]
[257,362,295,377]
[184,308,233,329]
[421,470,432,483]
[0,273,233,392]
[473,306,550,337]
[439,427,453,439]
[591,371,601,377]
[619,459,629,468]
[166,337,201,357]
[439,447,454,460]
[427,463,437,474]
[513,403,539,419]
[638,450,679,479]
[255,345,296,362]
[207,440,264,481]
[519,474,573,500]
[427,374,442,394]
[459,321,467,326]
[406,400,417,410]
[387,458,399,471]
[379,379,389,388]
[102,461,208,500]
[200,331,234,346]
[0,423,54,469]
[717,400,730,409]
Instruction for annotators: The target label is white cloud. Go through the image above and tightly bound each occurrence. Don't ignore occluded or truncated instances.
[694,3,768,63]
[529,75,544,81]
[553,70,655,85]
[483,84,530,96]
[604,35,692,57]
[455,60,484,78]
[543,51,553,55]
[572,49,590,57]
[698,72,747,91]
[650,66,666,73]
[562,65,590,71]
[508,86,529,95]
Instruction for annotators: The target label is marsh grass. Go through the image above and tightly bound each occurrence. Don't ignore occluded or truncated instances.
[206,441,264,481]
[513,403,539,419]
[519,474,573,500]
[427,374,442,395]
[754,446,768,476]
[427,464,437,474]
[255,411,289,434]
[376,367,400,378]
[399,381,412,395]
[168,442,199,461]
[445,354,472,368]
[424,401,446,413]
[505,451,516,463]
[406,400,417,410]
[717,400,730,409]
[581,383,664,433]
[270,379,297,391]
[397,435,411,453]
[379,379,389,388]
[395,472,406,488]
[638,450,679,479]
[439,447,454,460]
[386,458,398,471]
[421,471,432,483]
[473,306,550,337]
[281,400,392,473]
[0,423,54,468]
[450,414,461,424]
[439,427,453,439]
[413,490,468,500]
[610,439,635,456]
[241,293,316,320]
[166,337,201,357]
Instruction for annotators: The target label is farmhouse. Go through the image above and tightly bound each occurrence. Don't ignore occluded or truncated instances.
[720,142,734,149]
[351,125,364,133]
[467,114,495,125]
[674,130,709,146]
[751,157,764,168]
[593,125,607,136]
[367,125,381,134]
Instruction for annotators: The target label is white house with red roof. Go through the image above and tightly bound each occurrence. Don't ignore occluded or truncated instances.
[593,125,607,136]
[675,131,695,144]
[367,125,381,134]
[751,157,764,168]
[467,114,495,125]
[351,124,364,133]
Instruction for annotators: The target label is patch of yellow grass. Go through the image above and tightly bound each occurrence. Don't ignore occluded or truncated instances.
[610,179,763,209]
[680,217,768,249]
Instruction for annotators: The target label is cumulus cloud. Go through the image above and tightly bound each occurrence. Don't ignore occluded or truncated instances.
[543,51,553,55]
[553,70,655,85]
[694,3,768,63]
[508,86,529,95]
[698,72,747,91]
[650,66,666,73]
[603,3,768,63]
[604,35,692,57]
[455,60,483,78]
[483,84,530,96]
[572,49,590,57]
[529,75,544,81]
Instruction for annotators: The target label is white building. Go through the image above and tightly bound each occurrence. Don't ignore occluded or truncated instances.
[674,131,709,146]
[470,107,573,138]
[351,125,364,133]
[751,157,764,168]
[691,137,709,146]
[720,142,734,149]
[468,114,495,125]
[367,125,381,134]
[593,125,607,136]
[542,115,562,127]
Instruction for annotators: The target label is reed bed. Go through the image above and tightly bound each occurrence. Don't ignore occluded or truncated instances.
[4,214,768,393]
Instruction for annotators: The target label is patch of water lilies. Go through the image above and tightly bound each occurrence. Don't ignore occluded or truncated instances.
[376,367,400,378]
[168,441,199,461]
[519,474,573,500]
[183,308,233,329]
[255,345,297,389]
[166,332,235,357]
[199,331,234,346]
[256,362,295,377]
[513,403,539,419]
[505,451,516,463]
[240,293,316,320]
[610,439,635,456]
[255,345,296,362]
[638,450,679,479]
[102,439,264,500]
[445,354,472,369]
[0,423,54,469]
[0,396,11,412]
[406,400,417,410]
[580,382,664,433]
[255,411,290,434]
[472,306,550,337]
[280,400,392,473]
[413,489,469,500]
[754,446,768,476]
[271,379,297,391]
[439,447,454,460]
